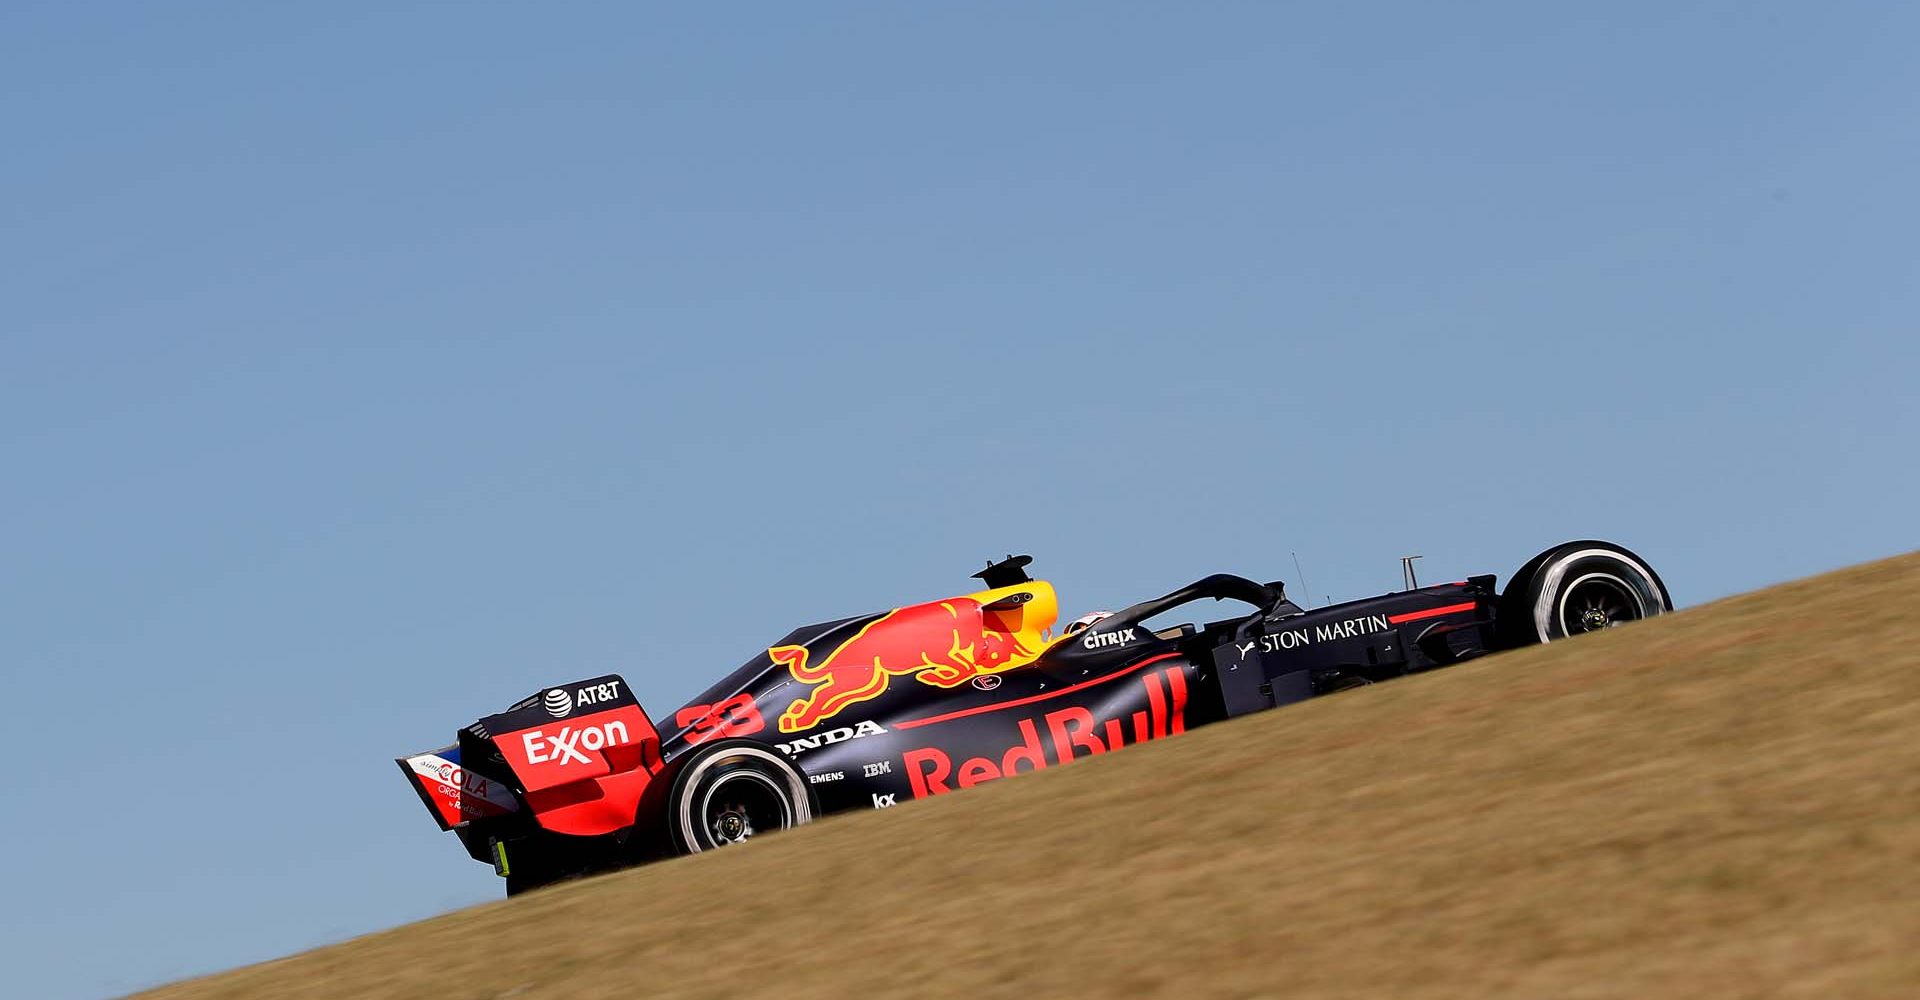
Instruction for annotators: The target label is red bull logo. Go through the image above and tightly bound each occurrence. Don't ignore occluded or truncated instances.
[773,588,1054,733]
[903,666,1189,798]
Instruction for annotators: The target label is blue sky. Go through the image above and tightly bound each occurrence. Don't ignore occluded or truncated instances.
[3,3,1916,996]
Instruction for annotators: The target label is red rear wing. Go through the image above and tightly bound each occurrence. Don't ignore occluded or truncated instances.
[476,675,664,837]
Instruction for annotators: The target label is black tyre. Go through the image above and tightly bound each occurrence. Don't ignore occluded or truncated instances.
[667,739,814,854]
[1498,541,1671,647]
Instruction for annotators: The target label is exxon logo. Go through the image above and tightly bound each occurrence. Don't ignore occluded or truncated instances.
[522,720,630,766]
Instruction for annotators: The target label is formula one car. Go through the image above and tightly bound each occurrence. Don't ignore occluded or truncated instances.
[398,541,1669,894]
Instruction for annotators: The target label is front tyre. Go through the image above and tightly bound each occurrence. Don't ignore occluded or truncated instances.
[1499,541,1672,647]
[667,739,814,854]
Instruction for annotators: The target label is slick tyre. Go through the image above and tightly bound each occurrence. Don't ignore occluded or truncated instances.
[1499,541,1672,647]
[667,739,814,854]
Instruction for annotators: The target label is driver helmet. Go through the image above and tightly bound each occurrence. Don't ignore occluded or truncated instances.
[1064,610,1114,636]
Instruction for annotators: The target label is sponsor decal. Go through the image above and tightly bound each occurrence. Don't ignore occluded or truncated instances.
[1081,627,1137,650]
[1256,614,1392,653]
[771,595,1044,733]
[971,674,1003,692]
[522,720,631,765]
[872,793,897,809]
[482,699,663,833]
[570,679,623,710]
[404,753,520,824]
[675,692,766,744]
[1235,641,1257,659]
[904,667,1188,799]
[774,719,887,756]
[809,771,845,785]
[543,679,623,718]
[862,760,892,778]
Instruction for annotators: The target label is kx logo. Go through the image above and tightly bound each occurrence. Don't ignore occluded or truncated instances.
[871,793,897,809]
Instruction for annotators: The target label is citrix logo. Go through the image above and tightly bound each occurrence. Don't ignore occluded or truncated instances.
[522,720,630,765]
[1082,627,1137,650]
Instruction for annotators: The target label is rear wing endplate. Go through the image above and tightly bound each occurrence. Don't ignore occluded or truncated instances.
[396,744,521,831]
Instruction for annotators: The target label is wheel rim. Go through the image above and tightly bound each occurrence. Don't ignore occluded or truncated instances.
[698,770,792,847]
[1556,572,1647,635]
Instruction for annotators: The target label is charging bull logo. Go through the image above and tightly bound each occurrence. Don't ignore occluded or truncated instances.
[773,597,1039,733]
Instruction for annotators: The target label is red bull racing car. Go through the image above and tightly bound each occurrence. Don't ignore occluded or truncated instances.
[398,541,1670,894]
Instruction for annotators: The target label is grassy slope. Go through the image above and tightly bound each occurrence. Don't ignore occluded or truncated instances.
[143,553,1920,1000]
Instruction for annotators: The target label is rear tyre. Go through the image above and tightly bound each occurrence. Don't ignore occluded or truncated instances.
[667,739,814,854]
[1498,541,1671,647]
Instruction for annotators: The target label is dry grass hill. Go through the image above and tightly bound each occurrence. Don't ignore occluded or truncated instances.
[141,552,1920,1000]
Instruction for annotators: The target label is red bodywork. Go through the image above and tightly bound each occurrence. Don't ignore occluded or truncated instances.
[485,702,664,837]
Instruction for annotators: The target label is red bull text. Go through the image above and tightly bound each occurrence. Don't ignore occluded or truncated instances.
[903,666,1189,798]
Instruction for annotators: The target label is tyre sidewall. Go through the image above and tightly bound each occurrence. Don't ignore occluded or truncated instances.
[666,739,813,855]
[1518,543,1670,644]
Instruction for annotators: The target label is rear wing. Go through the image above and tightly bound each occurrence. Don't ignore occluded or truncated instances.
[397,674,664,838]
[396,744,521,831]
